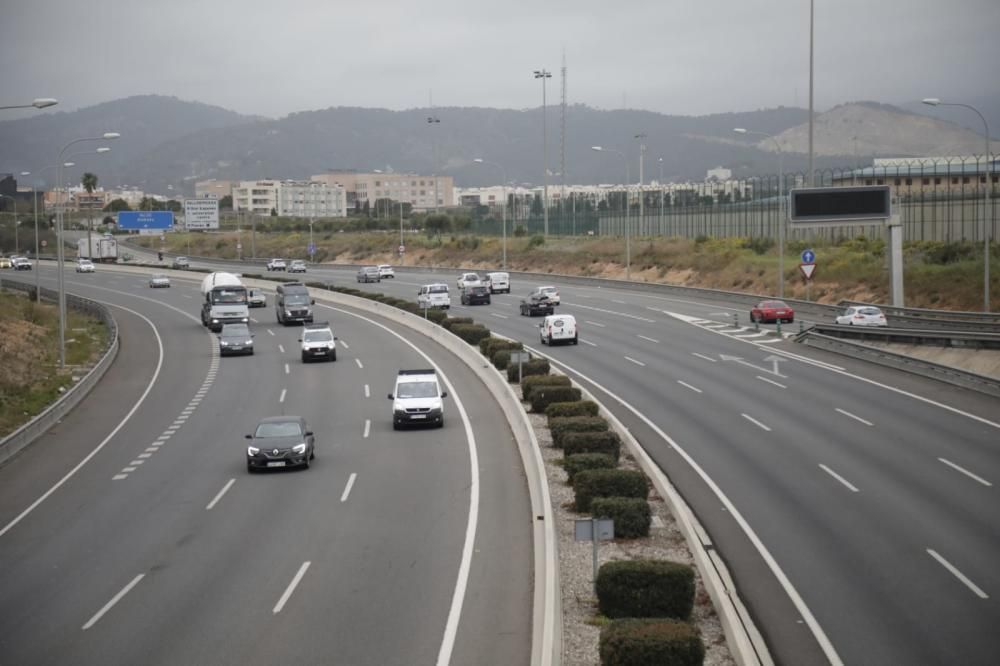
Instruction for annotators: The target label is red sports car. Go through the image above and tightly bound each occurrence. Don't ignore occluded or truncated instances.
[750,300,794,324]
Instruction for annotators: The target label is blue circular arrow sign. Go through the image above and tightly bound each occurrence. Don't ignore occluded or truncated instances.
[801,249,816,263]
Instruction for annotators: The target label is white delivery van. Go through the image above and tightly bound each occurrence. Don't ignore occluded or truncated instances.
[388,369,448,429]
[485,271,510,294]
[539,314,578,345]
[417,283,451,309]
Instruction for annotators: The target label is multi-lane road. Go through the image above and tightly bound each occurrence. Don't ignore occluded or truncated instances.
[138,252,999,666]
[0,265,532,665]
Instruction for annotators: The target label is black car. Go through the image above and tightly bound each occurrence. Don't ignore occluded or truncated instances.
[519,292,554,316]
[461,285,491,305]
[218,322,254,356]
[245,416,315,472]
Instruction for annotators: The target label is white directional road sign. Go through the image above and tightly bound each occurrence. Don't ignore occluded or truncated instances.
[184,199,220,230]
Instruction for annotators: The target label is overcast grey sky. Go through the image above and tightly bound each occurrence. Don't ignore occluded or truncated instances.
[2,0,997,119]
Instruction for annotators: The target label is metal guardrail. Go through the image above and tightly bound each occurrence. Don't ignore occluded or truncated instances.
[837,299,1000,325]
[805,323,1000,349]
[0,278,119,467]
[795,331,1000,398]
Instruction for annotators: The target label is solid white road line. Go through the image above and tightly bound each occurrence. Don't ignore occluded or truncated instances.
[741,413,772,432]
[206,479,236,510]
[267,329,275,336]
[284,363,290,375]
[278,344,285,353]
[756,375,787,389]
[364,384,370,398]
[355,358,364,369]
[363,419,371,438]
[112,474,128,480]
[926,549,989,599]
[490,313,509,319]
[339,340,349,349]
[611,299,626,304]
[250,317,259,324]
[818,464,860,492]
[835,408,873,427]
[279,389,287,403]
[637,334,660,344]
[676,380,702,394]
[340,473,357,502]
[82,574,145,630]
[624,356,646,367]
[937,458,992,487]
[585,320,605,327]
[273,561,312,613]
[0,305,164,539]
[580,339,598,347]
[570,302,656,322]
[691,352,717,363]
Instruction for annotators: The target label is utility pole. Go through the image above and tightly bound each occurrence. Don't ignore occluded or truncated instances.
[561,51,568,232]
[534,69,552,236]
[635,133,646,229]
[427,116,441,212]
[807,0,815,186]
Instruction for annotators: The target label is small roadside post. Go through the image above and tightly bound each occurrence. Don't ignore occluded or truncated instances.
[510,350,531,384]
[575,518,615,593]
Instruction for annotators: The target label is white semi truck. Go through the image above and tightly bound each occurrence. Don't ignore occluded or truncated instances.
[200,272,249,332]
[77,235,118,262]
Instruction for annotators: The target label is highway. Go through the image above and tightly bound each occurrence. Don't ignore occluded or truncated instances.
[0,264,532,665]
[162,252,998,665]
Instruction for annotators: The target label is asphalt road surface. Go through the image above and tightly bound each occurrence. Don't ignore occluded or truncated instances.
[0,264,532,666]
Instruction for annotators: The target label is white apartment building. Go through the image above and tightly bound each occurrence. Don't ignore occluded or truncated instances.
[313,171,453,211]
[277,181,346,218]
[233,180,279,215]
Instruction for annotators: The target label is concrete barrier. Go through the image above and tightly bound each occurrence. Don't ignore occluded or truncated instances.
[0,279,119,467]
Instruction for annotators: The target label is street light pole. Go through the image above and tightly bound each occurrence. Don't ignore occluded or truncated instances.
[735,128,785,297]
[807,0,815,186]
[635,134,647,229]
[0,98,57,111]
[474,158,508,268]
[534,69,552,236]
[923,98,992,311]
[56,133,120,367]
[427,116,441,212]
[592,146,631,279]
[658,157,665,232]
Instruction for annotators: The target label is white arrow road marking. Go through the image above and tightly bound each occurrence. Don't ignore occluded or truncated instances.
[756,376,787,389]
[720,354,787,377]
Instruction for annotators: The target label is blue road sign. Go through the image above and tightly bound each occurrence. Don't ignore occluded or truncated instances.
[801,249,816,263]
[118,211,174,230]
[307,242,316,254]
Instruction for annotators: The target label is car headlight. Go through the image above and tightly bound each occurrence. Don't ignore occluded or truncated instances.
[247,446,260,456]
[241,317,248,323]
[285,310,293,316]
[246,339,253,345]
[211,318,219,323]
[220,340,229,346]
[292,443,307,454]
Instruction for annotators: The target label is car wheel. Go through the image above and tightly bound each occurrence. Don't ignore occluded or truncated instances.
[302,353,308,362]
[540,333,546,344]
[573,335,578,345]
[749,312,756,323]
[393,422,400,431]
[303,455,310,470]
[331,350,337,361]
[247,462,255,473]
[437,420,444,429]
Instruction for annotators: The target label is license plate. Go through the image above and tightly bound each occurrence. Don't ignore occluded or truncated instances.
[410,414,426,419]
[313,349,325,354]
[267,461,286,468]
[230,346,242,351]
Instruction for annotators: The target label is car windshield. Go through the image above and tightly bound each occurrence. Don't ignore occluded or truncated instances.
[763,301,787,308]
[254,421,302,438]
[212,289,247,304]
[396,381,438,399]
[221,324,250,337]
[303,330,332,342]
[291,261,304,266]
[859,307,883,315]
[429,285,447,293]
[285,294,309,305]
[152,274,166,279]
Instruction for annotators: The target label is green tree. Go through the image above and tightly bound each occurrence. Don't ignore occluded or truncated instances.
[424,214,451,237]
[81,172,98,258]
[165,199,182,213]
[103,198,131,212]
[218,195,233,209]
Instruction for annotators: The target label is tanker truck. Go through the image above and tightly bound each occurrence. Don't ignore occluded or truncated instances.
[200,272,249,332]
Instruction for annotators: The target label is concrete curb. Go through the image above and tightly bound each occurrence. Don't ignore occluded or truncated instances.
[0,279,120,468]
[522,342,771,666]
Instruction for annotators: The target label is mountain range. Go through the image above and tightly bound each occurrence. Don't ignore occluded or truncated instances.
[1,94,995,197]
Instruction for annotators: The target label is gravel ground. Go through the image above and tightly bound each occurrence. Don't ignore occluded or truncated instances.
[527,411,735,666]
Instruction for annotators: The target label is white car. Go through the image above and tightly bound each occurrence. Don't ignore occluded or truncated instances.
[378,264,395,279]
[485,271,510,294]
[389,369,448,429]
[836,306,888,327]
[288,260,307,273]
[148,273,171,288]
[539,314,578,345]
[537,286,560,305]
[457,272,482,290]
[12,256,32,271]
[76,259,95,273]
[417,283,451,309]
[266,258,287,271]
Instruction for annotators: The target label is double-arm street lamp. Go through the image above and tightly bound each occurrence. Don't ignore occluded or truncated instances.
[56,133,121,367]
[592,146,631,279]
[923,98,993,312]
[427,116,441,212]
[473,158,508,268]
[0,97,57,111]
[735,127,786,298]
[534,69,552,236]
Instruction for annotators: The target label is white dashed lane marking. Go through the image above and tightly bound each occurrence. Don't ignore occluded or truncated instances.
[741,413,771,432]
[691,353,717,363]
[757,376,787,389]
[355,359,364,369]
[677,380,702,393]
[624,356,646,367]
[363,419,371,438]
[818,464,860,492]
[341,473,358,502]
[278,344,285,354]
[938,458,992,487]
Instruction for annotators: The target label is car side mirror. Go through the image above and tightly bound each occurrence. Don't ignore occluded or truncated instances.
[297,338,302,342]
[387,393,394,400]
[304,431,313,437]
[333,336,338,340]
[244,434,252,439]
[441,391,449,398]
[311,299,315,305]
[251,334,256,338]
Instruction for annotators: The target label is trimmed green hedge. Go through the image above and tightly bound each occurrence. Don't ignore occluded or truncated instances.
[564,453,617,484]
[545,400,601,419]
[530,386,582,413]
[479,336,523,358]
[591,497,651,538]
[424,308,449,324]
[492,349,512,371]
[550,416,609,448]
[596,559,696,620]
[441,317,474,331]
[562,430,621,461]
[450,323,492,346]
[521,374,572,401]
[507,358,551,382]
[599,618,704,666]
[574,468,647,512]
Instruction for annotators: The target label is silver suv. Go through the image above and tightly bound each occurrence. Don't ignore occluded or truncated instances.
[357,266,381,283]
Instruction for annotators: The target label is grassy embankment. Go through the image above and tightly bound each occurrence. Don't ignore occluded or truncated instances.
[0,291,109,437]
[134,232,998,311]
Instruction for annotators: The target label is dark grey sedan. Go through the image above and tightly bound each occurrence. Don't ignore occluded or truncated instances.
[245,416,315,472]
[219,322,254,356]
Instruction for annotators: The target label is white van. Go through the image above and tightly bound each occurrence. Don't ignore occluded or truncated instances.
[417,283,451,309]
[539,314,578,345]
[389,369,448,429]
[485,271,510,294]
